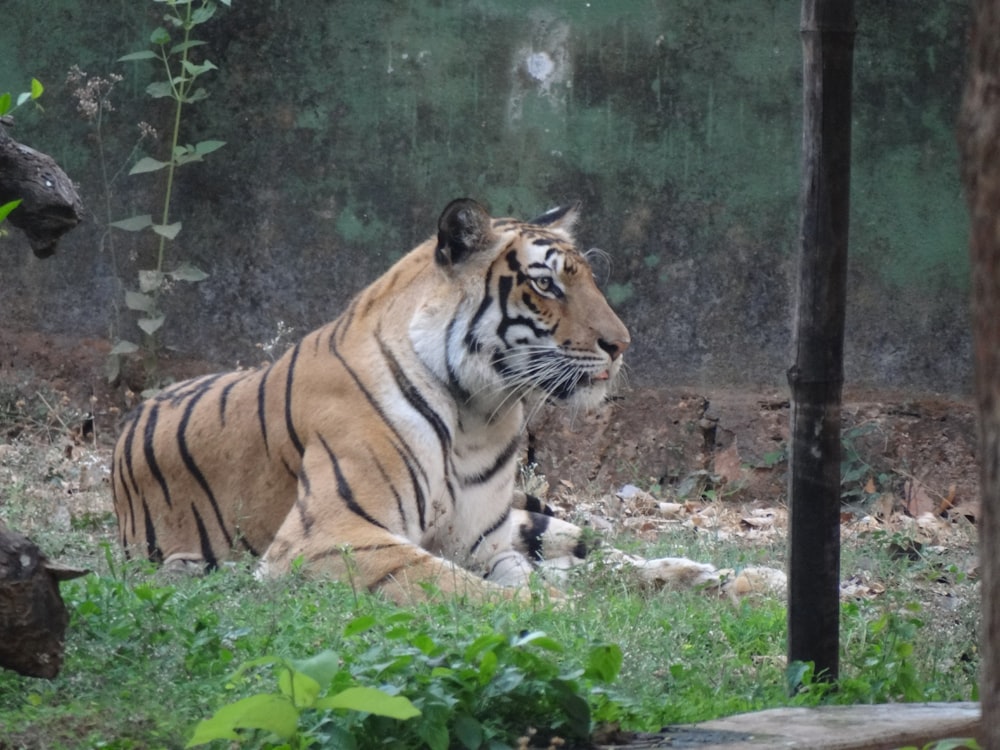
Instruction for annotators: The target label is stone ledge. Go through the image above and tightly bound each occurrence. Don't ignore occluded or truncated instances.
[610,702,980,749]
[699,702,979,749]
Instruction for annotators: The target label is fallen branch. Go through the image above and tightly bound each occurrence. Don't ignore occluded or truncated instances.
[0,116,84,257]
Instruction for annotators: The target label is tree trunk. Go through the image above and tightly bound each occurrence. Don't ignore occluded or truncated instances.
[0,117,84,258]
[958,1,1000,745]
[786,0,855,683]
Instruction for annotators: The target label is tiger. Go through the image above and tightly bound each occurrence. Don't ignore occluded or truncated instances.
[111,198,721,603]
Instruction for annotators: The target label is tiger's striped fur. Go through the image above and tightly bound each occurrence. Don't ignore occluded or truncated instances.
[111,199,633,602]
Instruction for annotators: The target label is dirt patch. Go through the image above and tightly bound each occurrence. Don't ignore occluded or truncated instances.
[0,327,982,540]
[530,385,978,522]
[0,327,226,442]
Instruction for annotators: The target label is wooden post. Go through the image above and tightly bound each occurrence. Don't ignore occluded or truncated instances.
[787,0,855,683]
[959,1,1000,744]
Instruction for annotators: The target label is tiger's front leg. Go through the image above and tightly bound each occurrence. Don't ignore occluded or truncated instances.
[511,508,721,590]
[255,445,533,604]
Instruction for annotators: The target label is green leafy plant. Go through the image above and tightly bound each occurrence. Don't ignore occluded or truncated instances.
[190,612,628,749]
[841,422,892,502]
[187,652,421,749]
[0,77,44,118]
[789,600,931,705]
[110,0,229,389]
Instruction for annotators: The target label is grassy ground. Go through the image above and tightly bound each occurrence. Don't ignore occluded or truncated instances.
[0,398,981,750]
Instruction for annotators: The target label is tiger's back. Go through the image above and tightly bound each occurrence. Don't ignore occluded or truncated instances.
[112,199,631,601]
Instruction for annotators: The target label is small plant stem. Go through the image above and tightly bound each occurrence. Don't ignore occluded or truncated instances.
[95,105,123,342]
[144,1,196,377]
[156,1,195,276]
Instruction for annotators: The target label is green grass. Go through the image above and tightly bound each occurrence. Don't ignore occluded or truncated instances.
[0,524,979,749]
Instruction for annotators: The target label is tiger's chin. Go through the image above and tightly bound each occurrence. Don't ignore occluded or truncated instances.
[548,369,623,412]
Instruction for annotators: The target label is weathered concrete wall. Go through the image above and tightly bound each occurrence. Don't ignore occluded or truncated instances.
[0,1,970,392]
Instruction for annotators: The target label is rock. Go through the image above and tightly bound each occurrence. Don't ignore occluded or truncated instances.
[0,521,88,678]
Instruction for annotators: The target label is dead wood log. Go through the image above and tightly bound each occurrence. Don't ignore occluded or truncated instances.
[0,519,88,679]
[0,116,84,258]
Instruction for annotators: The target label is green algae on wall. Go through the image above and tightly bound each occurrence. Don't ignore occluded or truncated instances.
[0,0,972,391]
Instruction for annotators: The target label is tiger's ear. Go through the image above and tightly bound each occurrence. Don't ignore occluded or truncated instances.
[435,198,495,267]
[530,201,581,231]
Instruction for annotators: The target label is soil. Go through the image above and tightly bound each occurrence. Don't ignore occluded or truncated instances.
[0,326,982,541]
[0,328,983,748]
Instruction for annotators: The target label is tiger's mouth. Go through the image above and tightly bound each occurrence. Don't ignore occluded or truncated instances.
[556,366,616,399]
[490,348,618,402]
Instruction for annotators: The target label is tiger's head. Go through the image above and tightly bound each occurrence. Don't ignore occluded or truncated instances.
[420,198,630,413]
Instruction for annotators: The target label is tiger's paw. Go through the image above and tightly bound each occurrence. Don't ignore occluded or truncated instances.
[631,556,722,590]
[718,565,787,597]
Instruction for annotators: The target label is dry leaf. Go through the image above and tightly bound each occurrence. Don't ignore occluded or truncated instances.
[903,478,936,517]
[936,483,957,514]
[740,509,776,529]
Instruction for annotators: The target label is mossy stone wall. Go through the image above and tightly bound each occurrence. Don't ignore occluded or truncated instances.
[0,1,970,391]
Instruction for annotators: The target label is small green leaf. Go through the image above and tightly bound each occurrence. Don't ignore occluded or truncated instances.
[191,5,217,24]
[119,50,158,62]
[30,78,44,99]
[139,270,165,293]
[315,687,420,720]
[150,26,171,45]
[130,157,170,175]
[104,354,122,384]
[288,651,341,689]
[125,291,155,313]
[138,316,166,336]
[0,93,11,116]
[110,214,153,232]
[146,81,174,99]
[478,650,498,683]
[186,694,299,747]
[170,40,208,55]
[182,59,218,77]
[343,615,377,638]
[174,152,203,167]
[453,714,484,750]
[169,263,209,283]
[109,340,139,356]
[278,668,321,709]
[186,87,209,103]
[512,631,564,652]
[195,140,226,156]
[152,221,182,240]
[465,633,505,661]
[786,660,813,694]
[584,643,623,683]
[0,199,22,223]
[15,92,32,107]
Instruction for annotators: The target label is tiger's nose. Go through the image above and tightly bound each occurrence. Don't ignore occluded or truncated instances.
[598,337,630,361]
